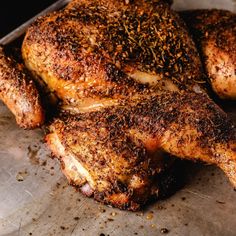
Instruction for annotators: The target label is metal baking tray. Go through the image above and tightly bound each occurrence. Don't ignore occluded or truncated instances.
[0,0,235,235]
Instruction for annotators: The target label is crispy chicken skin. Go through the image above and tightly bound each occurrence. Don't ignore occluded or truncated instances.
[47,90,236,210]
[22,0,203,108]
[46,115,176,210]
[181,10,236,99]
[0,46,44,128]
[21,0,236,209]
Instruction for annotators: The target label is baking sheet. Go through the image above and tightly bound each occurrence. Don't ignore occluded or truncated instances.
[0,0,236,235]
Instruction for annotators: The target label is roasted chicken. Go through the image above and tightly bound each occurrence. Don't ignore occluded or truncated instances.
[181,9,236,100]
[20,0,236,210]
[0,0,235,210]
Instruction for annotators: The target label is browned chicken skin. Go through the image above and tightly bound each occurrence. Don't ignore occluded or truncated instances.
[0,46,44,128]
[181,9,236,99]
[0,0,234,210]
[20,0,236,210]
[46,90,236,210]
[22,0,203,109]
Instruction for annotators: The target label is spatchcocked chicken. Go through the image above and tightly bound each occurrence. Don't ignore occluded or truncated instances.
[0,0,235,210]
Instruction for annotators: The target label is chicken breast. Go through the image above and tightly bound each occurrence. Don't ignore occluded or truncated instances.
[22,0,203,109]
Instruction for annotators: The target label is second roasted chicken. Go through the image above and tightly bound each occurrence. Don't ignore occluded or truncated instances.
[181,9,236,100]
[0,0,234,210]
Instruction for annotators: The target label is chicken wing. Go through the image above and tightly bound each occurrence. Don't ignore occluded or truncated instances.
[0,46,44,128]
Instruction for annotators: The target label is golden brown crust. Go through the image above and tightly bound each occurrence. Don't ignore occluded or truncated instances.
[22,0,203,107]
[0,46,44,128]
[181,9,236,99]
[46,90,236,209]
[46,128,176,211]
[21,1,236,209]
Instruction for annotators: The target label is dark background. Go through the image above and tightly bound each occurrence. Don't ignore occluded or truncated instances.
[0,0,57,38]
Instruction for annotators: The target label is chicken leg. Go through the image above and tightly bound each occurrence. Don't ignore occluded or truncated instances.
[46,88,236,210]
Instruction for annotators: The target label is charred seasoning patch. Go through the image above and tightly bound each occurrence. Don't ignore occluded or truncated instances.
[23,0,203,100]
[180,9,236,43]
[180,9,236,63]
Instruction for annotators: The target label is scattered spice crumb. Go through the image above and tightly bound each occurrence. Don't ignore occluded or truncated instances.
[16,170,29,182]
[99,208,106,213]
[60,226,66,230]
[29,233,32,235]
[74,217,80,221]
[216,200,225,204]
[41,160,47,166]
[181,197,186,201]
[27,146,40,165]
[107,218,114,222]
[160,228,169,234]
[100,234,105,236]
[146,212,153,220]
[136,213,143,217]
[156,205,164,210]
